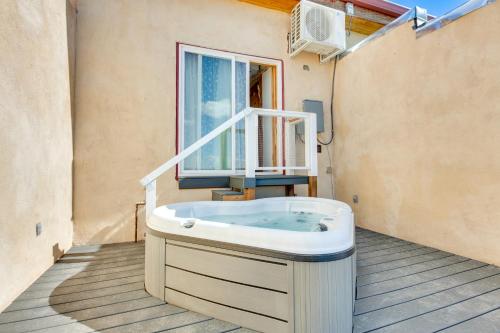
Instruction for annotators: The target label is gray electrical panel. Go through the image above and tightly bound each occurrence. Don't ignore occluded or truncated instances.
[296,99,325,134]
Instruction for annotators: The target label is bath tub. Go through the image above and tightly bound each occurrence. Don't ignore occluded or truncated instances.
[145,197,355,333]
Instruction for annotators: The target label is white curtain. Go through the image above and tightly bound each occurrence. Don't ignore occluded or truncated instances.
[235,61,247,170]
[183,52,200,170]
[183,52,232,171]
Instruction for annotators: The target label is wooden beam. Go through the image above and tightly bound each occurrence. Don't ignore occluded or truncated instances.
[348,16,384,35]
[244,188,256,200]
[239,0,297,12]
[285,185,295,197]
[308,176,317,197]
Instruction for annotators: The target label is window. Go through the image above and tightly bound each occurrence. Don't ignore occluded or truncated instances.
[178,44,282,176]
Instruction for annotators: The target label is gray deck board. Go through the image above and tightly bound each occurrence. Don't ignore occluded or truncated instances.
[357,246,439,267]
[0,242,255,333]
[356,259,487,298]
[26,268,145,292]
[354,228,500,333]
[164,318,239,332]
[357,250,453,276]
[0,297,165,332]
[357,243,425,260]
[440,308,500,332]
[368,288,500,333]
[1,230,499,333]
[357,239,411,253]
[356,255,469,286]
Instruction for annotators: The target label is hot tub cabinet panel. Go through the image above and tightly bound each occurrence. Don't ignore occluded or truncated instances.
[146,237,354,333]
[293,260,354,333]
[145,198,355,333]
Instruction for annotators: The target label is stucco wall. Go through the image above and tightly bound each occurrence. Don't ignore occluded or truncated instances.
[334,3,500,265]
[73,0,341,244]
[0,0,74,311]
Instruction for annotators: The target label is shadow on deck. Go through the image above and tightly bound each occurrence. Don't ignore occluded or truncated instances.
[0,229,498,332]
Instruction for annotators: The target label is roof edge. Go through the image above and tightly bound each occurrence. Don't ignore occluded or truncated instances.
[347,0,410,18]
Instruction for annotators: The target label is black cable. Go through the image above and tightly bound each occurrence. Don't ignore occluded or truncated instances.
[318,55,338,146]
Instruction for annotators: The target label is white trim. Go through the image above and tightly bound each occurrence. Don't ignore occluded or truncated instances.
[231,58,236,174]
[256,166,308,171]
[177,44,283,177]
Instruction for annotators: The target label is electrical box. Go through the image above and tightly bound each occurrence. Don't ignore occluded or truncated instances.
[297,99,324,136]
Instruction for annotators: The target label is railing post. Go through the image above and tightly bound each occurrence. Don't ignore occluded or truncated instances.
[304,113,317,176]
[305,113,318,197]
[245,110,257,178]
[145,180,157,221]
[284,119,292,176]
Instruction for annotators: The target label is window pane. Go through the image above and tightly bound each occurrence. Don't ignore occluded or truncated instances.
[235,61,247,170]
[183,52,232,171]
[183,52,199,170]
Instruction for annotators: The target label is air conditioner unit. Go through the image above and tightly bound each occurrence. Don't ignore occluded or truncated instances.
[289,0,346,63]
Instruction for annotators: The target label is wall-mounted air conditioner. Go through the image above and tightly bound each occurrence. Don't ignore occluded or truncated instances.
[289,0,346,63]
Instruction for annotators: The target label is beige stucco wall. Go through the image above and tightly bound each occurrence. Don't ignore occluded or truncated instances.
[73,0,342,244]
[334,3,500,266]
[0,0,74,311]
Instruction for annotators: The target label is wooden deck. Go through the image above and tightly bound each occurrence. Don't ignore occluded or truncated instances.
[0,228,499,332]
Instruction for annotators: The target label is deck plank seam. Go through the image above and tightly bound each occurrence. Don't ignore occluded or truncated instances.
[357,245,426,260]
[358,286,500,333]
[54,253,146,264]
[356,258,472,286]
[357,242,412,253]
[28,271,146,290]
[18,275,146,300]
[50,255,146,270]
[433,306,500,332]
[355,236,396,244]
[0,295,153,324]
[356,242,409,251]
[354,273,500,315]
[2,287,146,313]
[221,326,246,333]
[61,247,146,258]
[79,308,192,333]
[355,263,490,300]
[1,303,172,333]
[152,317,214,333]
[356,235,393,241]
[13,280,145,302]
[355,253,456,277]
[41,260,145,275]
[357,250,441,268]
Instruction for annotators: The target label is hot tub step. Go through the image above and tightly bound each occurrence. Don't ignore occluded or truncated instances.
[211,189,245,201]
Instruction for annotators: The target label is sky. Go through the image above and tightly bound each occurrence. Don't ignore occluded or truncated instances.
[389,0,469,16]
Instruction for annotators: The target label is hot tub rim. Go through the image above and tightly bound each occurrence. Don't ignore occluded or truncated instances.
[147,227,355,263]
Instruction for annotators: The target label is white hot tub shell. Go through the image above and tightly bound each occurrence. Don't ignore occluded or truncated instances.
[145,197,355,333]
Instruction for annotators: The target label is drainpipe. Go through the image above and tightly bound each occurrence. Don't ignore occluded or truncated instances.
[134,201,145,242]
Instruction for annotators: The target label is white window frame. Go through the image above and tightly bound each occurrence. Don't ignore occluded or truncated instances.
[178,44,283,177]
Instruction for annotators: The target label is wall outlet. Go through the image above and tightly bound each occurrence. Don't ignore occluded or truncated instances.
[36,223,42,236]
[326,166,333,174]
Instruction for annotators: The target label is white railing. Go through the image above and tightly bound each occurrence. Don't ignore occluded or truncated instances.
[140,107,317,219]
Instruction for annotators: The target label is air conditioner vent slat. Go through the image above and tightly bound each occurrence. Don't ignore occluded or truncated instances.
[289,0,346,61]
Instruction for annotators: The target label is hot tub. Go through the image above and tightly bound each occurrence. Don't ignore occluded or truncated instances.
[145,197,355,333]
